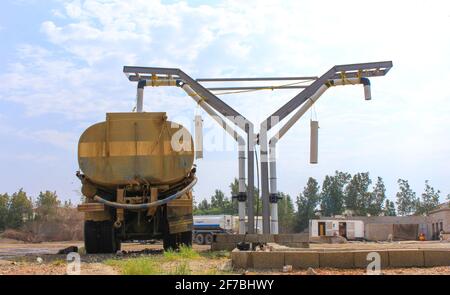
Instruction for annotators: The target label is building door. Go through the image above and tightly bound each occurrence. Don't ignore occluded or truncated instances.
[339,222,347,238]
[318,222,326,236]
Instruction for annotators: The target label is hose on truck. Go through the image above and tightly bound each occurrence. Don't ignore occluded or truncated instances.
[93,177,197,210]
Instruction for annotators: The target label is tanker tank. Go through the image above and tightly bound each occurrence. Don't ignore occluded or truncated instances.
[77,112,196,253]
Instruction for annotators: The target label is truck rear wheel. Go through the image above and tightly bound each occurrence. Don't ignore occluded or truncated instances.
[204,233,213,245]
[163,231,192,251]
[194,233,205,245]
[84,221,120,254]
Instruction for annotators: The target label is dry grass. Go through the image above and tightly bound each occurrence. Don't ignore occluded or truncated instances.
[105,248,232,275]
[1,207,83,242]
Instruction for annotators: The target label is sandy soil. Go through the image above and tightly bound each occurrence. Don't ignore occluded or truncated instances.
[0,239,448,275]
[0,240,84,259]
[309,240,450,250]
[245,266,450,275]
[0,239,212,275]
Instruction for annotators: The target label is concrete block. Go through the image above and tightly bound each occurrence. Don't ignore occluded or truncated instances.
[257,234,275,243]
[251,251,285,269]
[231,249,251,269]
[214,234,276,244]
[354,251,389,268]
[292,234,309,243]
[213,234,230,243]
[285,252,319,269]
[281,242,309,248]
[388,250,424,267]
[211,242,236,251]
[319,252,355,268]
[275,234,293,243]
[424,250,450,267]
[245,234,259,241]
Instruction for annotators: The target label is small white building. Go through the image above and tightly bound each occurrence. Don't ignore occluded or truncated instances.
[309,219,365,240]
[428,202,450,240]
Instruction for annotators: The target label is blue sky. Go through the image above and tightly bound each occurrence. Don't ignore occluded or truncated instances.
[0,0,449,206]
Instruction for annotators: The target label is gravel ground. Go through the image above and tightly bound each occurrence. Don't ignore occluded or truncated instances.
[245,266,450,275]
[0,239,448,275]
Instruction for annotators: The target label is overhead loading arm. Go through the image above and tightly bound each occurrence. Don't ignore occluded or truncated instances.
[259,61,392,234]
[125,61,392,235]
[272,77,371,146]
[136,79,177,112]
[267,77,371,234]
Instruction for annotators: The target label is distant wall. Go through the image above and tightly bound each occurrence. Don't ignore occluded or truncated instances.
[428,209,450,240]
[323,216,430,224]
[365,223,393,241]
[319,216,431,241]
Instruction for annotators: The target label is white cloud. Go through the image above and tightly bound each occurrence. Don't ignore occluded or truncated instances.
[0,152,58,163]
[0,117,77,151]
[1,0,450,200]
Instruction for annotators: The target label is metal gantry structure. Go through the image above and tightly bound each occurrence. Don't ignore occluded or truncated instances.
[123,60,393,235]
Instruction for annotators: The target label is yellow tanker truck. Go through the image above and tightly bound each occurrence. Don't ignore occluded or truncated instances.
[77,112,196,253]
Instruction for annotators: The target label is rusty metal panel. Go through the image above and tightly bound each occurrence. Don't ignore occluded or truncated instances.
[147,187,158,216]
[167,199,193,207]
[167,192,193,234]
[78,112,194,188]
[77,203,105,212]
[168,215,193,234]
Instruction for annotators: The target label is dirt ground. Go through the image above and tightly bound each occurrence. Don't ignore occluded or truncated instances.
[0,238,449,275]
[309,240,450,250]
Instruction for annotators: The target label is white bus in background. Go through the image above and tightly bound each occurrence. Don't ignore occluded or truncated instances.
[310,219,365,240]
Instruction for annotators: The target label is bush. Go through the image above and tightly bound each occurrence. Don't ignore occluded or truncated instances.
[1,207,83,242]
[1,229,35,242]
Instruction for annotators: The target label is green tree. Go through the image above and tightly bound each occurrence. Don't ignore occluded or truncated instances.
[210,189,227,209]
[296,177,320,232]
[345,172,372,215]
[193,198,209,215]
[277,192,295,233]
[209,189,235,215]
[416,180,440,215]
[0,193,10,231]
[35,191,60,221]
[383,199,396,216]
[320,171,351,216]
[7,189,33,229]
[395,179,418,216]
[367,177,386,216]
[230,178,239,197]
[197,199,210,211]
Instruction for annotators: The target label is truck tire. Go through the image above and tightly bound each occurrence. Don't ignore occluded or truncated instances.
[84,221,119,254]
[163,232,177,251]
[204,233,213,245]
[164,231,193,250]
[194,233,205,245]
[180,231,192,247]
